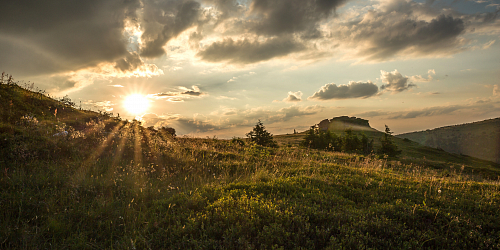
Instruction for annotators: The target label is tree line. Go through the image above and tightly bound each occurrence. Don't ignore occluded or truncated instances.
[246,120,401,157]
[301,125,401,156]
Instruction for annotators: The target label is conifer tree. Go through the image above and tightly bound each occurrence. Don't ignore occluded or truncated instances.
[378,125,401,157]
[246,120,278,147]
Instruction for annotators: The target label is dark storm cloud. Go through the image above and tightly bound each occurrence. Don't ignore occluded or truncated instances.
[197,37,306,64]
[309,81,379,100]
[334,7,466,60]
[380,70,416,93]
[202,0,244,20]
[114,52,144,72]
[194,0,347,64]
[249,0,346,37]
[0,0,140,76]
[140,0,201,58]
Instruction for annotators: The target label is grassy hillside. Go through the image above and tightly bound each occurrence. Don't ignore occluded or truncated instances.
[1,83,500,249]
[276,126,500,179]
[396,118,500,164]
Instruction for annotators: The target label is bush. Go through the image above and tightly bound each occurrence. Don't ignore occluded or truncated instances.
[302,128,373,154]
[160,126,176,136]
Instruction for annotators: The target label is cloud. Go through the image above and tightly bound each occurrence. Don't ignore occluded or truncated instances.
[409,69,436,82]
[224,105,324,125]
[140,113,220,136]
[483,40,496,49]
[309,81,379,100]
[380,69,416,93]
[114,52,144,72]
[140,0,201,58]
[149,85,205,102]
[249,0,346,38]
[0,0,140,76]
[227,72,257,82]
[197,37,306,64]
[355,98,500,119]
[202,0,246,21]
[388,106,462,119]
[137,104,325,136]
[83,100,115,112]
[216,95,238,100]
[355,110,389,118]
[331,0,467,61]
[3,0,497,78]
[222,108,237,116]
[494,85,500,97]
[274,105,323,122]
[283,91,303,102]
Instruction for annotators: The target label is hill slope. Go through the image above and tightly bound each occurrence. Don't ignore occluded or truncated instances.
[1,85,500,249]
[396,118,500,163]
[275,116,500,178]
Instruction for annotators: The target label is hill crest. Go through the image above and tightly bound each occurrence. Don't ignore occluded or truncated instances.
[312,116,373,132]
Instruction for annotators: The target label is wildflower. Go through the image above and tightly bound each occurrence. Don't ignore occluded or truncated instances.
[438,189,442,194]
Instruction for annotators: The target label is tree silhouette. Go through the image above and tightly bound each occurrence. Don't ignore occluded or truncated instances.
[246,120,278,147]
[378,125,401,157]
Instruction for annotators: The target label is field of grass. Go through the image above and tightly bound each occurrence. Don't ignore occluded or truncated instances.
[1,83,500,249]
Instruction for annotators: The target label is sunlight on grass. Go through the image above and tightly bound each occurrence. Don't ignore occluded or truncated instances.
[1,83,500,249]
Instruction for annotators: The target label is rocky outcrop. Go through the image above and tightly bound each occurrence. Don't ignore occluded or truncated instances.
[313,116,371,131]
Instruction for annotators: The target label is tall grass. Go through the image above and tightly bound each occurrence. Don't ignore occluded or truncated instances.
[1,83,499,249]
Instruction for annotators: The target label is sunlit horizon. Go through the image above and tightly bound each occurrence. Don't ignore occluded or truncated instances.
[1,0,499,137]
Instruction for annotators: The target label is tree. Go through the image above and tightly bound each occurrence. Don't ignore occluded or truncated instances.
[301,128,341,151]
[59,95,75,107]
[378,125,401,157]
[246,120,278,147]
[361,133,374,155]
[341,128,361,153]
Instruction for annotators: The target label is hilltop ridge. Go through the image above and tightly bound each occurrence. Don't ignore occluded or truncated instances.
[313,116,374,132]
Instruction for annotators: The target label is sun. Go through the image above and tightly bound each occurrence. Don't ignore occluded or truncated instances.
[123,94,150,115]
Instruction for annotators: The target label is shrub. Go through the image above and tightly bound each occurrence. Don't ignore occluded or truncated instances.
[160,126,176,136]
[231,137,245,146]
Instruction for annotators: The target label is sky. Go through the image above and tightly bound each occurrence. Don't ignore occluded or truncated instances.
[1,0,499,138]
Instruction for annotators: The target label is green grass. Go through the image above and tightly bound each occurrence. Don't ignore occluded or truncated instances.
[1,83,500,249]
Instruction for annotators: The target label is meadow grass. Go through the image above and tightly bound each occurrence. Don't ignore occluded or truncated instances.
[1,84,499,249]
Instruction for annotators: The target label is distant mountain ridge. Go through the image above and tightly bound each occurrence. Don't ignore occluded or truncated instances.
[396,118,500,163]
